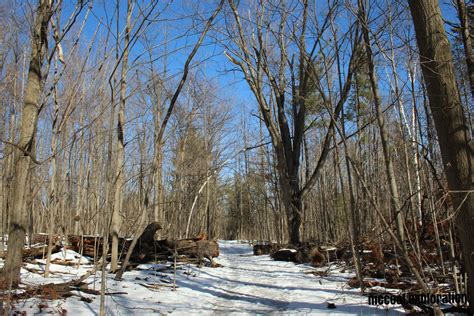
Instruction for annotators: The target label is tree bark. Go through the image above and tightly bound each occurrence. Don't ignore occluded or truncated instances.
[409,0,474,311]
[110,0,132,272]
[150,70,164,224]
[455,0,474,99]
[1,0,52,287]
[44,55,60,278]
[153,138,164,223]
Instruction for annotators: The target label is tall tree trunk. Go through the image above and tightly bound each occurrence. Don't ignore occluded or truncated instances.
[408,0,474,311]
[74,108,86,235]
[115,129,150,280]
[358,0,405,243]
[151,73,164,225]
[1,54,20,250]
[44,55,60,277]
[110,0,132,272]
[0,105,4,249]
[455,0,474,99]
[1,0,52,286]
[153,140,164,224]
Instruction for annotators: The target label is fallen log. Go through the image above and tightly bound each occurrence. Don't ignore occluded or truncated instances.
[270,243,326,267]
[271,249,297,262]
[0,243,62,260]
[67,235,132,259]
[195,240,219,266]
[158,239,219,260]
[64,223,219,266]
[67,235,105,258]
[253,242,280,255]
[130,222,166,262]
[29,233,61,245]
[115,223,164,278]
[1,233,62,260]
[296,246,326,267]
[1,269,95,299]
[138,222,162,244]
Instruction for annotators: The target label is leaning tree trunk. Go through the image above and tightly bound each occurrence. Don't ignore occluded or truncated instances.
[1,0,52,286]
[409,0,474,312]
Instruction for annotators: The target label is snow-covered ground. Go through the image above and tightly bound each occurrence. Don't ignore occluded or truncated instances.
[3,240,405,315]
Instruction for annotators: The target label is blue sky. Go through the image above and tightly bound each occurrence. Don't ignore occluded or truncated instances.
[35,0,471,169]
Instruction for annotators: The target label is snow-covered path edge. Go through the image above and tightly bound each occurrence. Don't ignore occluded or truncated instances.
[8,240,404,315]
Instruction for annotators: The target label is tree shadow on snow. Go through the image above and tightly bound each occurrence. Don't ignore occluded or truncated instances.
[197,269,351,294]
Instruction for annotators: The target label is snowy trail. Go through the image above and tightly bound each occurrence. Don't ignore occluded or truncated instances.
[166,241,402,315]
[10,241,404,315]
[176,241,297,313]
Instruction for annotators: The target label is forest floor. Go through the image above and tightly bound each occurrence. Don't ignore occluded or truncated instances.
[2,240,406,315]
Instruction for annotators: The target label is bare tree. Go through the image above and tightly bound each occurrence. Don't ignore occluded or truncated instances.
[409,0,474,311]
[225,0,361,244]
[455,0,474,99]
[151,0,225,234]
[0,0,53,286]
[356,0,430,293]
[110,0,133,273]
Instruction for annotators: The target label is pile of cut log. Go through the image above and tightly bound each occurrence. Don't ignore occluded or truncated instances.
[0,234,62,261]
[68,223,219,266]
[1,223,219,266]
[253,241,335,267]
